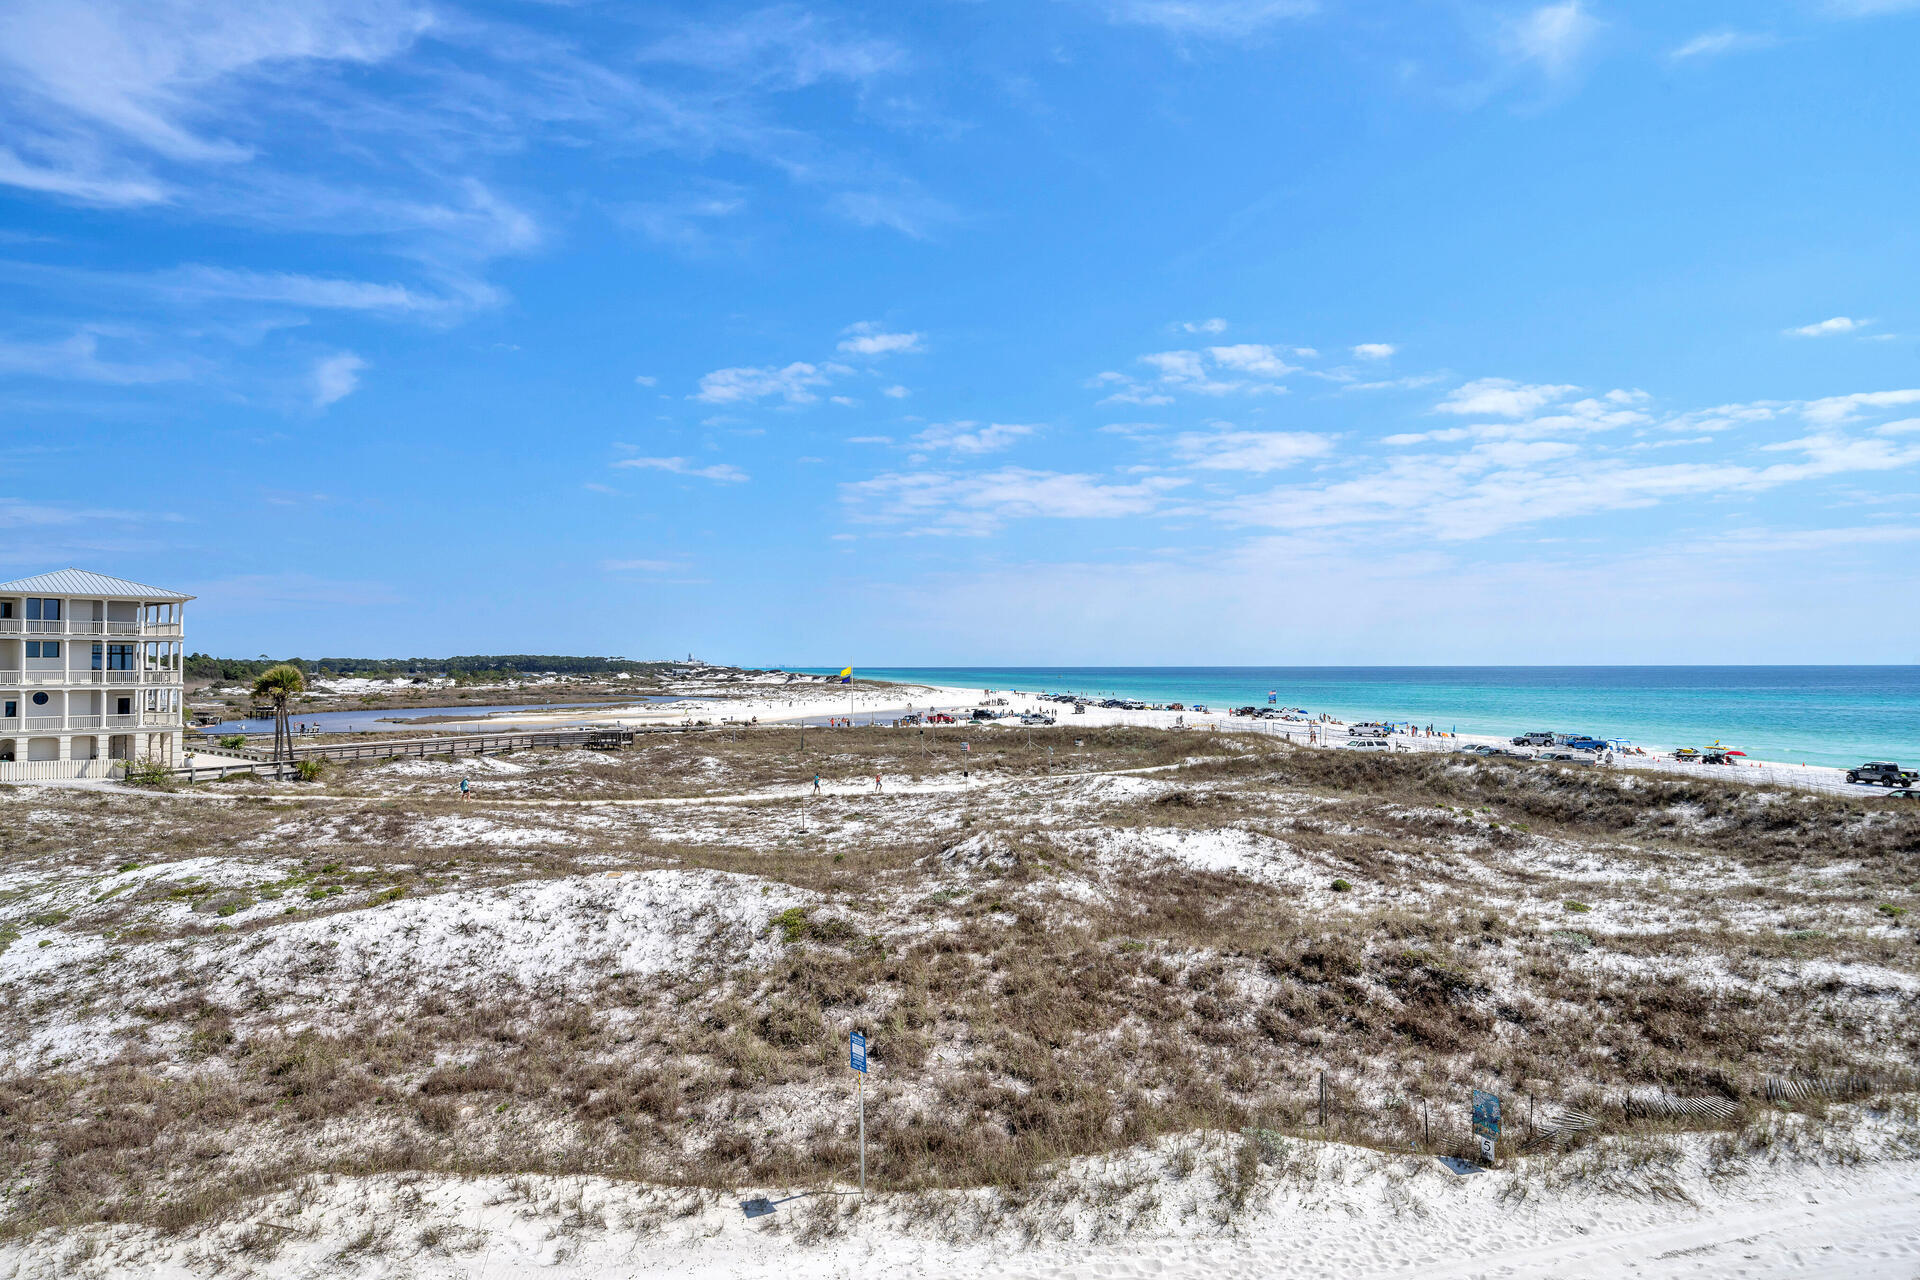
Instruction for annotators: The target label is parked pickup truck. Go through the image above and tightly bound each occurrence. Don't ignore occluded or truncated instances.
[1847,761,1918,787]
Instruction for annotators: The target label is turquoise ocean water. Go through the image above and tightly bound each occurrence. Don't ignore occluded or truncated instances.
[807,668,1919,769]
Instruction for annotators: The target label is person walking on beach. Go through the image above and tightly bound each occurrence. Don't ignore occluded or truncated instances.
[813,773,821,794]
[459,777,469,802]
[874,772,883,792]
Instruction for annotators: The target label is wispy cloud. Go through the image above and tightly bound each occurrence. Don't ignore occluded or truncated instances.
[1173,428,1333,472]
[1180,317,1229,334]
[694,361,843,405]
[1668,29,1777,60]
[640,6,907,88]
[0,329,190,383]
[843,467,1185,535]
[1504,2,1600,76]
[1786,315,1870,337]
[311,352,365,407]
[1435,377,1581,418]
[838,322,925,356]
[601,557,682,573]
[1093,0,1317,39]
[612,456,749,482]
[1351,343,1397,360]
[910,422,1037,454]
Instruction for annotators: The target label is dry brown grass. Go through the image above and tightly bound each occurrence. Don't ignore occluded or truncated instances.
[2,729,1916,1241]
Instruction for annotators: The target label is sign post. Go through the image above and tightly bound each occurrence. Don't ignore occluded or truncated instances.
[850,1030,868,1194]
[1471,1088,1501,1166]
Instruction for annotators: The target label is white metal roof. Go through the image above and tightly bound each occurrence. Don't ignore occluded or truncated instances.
[0,568,194,601]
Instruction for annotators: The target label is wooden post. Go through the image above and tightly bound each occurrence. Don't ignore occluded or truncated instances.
[1319,1071,1327,1127]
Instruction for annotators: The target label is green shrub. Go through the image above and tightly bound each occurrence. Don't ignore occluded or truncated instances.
[122,757,175,789]
[1878,903,1908,918]
[1330,878,1352,892]
[219,735,248,750]
[1565,900,1591,913]
[293,758,326,783]
[117,861,141,873]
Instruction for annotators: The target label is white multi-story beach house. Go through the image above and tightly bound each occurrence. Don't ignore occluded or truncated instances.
[0,569,192,781]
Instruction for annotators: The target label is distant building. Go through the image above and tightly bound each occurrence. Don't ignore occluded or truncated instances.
[0,569,192,781]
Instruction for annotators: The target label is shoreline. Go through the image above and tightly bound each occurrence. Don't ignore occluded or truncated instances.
[376,675,1886,798]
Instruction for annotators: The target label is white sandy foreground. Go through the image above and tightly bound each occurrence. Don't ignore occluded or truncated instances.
[9,1128,1916,1279]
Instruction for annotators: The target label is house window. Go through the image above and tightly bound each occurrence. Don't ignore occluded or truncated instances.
[24,598,60,621]
[25,640,59,659]
[31,692,48,706]
[3,700,15,717]
[106,644,133,670]
[116,697,132,716]
[0,601,12,618]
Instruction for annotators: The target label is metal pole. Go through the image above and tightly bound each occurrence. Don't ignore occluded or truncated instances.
[858,1071,866,1195]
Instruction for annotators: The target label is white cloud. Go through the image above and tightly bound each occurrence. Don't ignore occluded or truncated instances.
[640,8,906,88]
[0,145,167,205]
[911,422,1037,454]
[1435,378,1580,418]
[611,456,749,483]
[1351,343,1397,360]
[1181,317,1229,334]
[616,191,747,249]
[842,467,1184,535]
[311,351,365,407]
[158,265,501,316]
[830,188,954,240]
[693,361,838,405]
[838,323,925,356]
[1207,343,1297,379]
[1824,0,1920,15]
[0,1,433,164]
[881,384,910,399]
[1800,388,1920,426]
[0,329,189,383]
[1174,429,1333,473]
[1787,315,1870,337]
[634,375,657,387]
[601,558,680,573]
[1104,343,1302,401]
[1506,2,1600,76]
[1874,418,1920,436]
[1668,29,1776,60]
[1096,0,1317,38]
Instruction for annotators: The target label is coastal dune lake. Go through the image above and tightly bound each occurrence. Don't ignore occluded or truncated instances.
[825,666,1920,768]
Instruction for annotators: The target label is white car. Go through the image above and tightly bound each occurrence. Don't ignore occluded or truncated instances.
[1342,738,1403,752]
[1538,749,1598,765]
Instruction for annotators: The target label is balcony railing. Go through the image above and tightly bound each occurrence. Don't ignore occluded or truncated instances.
[0,618,182,637]
[0,669,180,687]
[0,713,173,733]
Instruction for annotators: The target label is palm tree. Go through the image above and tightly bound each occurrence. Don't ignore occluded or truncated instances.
[252,664,306,765]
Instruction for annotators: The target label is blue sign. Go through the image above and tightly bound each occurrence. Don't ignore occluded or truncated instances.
[850,1030,867,1073]
[1471,1088,1501,1139]
[1267,691,1277,704]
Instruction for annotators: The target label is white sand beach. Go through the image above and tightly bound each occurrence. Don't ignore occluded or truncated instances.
[414,676,1875,798]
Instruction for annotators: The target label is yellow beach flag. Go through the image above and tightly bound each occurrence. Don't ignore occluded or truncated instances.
[839,666,853,684]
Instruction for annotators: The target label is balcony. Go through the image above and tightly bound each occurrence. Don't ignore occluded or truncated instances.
[0,714,173,733]
[0,618,182,638]
[0,669,181,687]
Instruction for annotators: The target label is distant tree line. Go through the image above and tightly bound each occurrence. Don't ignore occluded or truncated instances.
[184,654,695,682]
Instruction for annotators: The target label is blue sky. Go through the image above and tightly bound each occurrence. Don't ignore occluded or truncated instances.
[3,0,1918,664]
